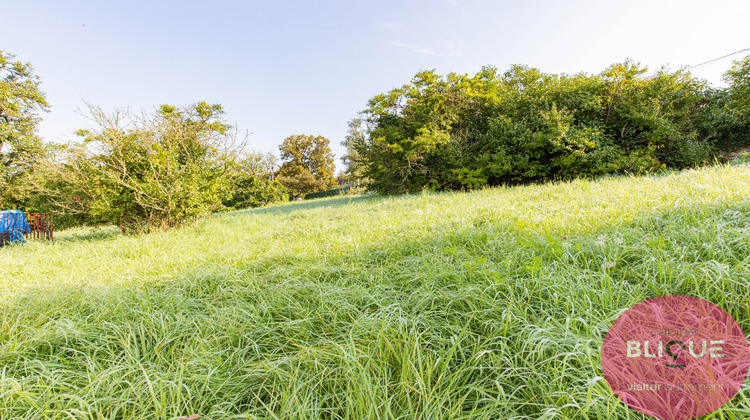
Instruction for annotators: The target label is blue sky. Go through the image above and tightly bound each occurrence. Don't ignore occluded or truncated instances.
[2,0,749,172]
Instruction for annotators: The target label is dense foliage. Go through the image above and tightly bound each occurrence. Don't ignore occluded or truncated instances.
[339,118,367,184]
[304,185,352,200]
[277,134,336,197]
[276,167,328,199]
[0,50,49,210]
[725,55,750,110]
[35,103,239,233]
[223,173,287,210]
[699,55,750,151]
[348,59,750,194]
[4,49,748,229]
[223,151,287,210]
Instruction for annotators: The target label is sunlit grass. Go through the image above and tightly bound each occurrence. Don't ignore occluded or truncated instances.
[1,164,749,419]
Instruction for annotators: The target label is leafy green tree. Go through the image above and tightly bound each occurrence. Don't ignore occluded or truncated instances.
[223,173,287,210]
[235,150,279,178]
[698,55,750,152]
[276,167,328,198]
[36,102,238,233]
[340,117,367,184]
[277,134,335,194]
[222,150,287,210]
[0,50,49,209]
[355,61,713,194]
[724,55,750,110]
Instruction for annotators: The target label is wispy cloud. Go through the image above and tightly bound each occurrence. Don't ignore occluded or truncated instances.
[387,41,442,56]
[379,18,462,57]
[378,21,416,36]
[387,40,462,57]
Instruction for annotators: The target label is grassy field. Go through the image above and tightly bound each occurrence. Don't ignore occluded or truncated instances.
[1,164,750,419]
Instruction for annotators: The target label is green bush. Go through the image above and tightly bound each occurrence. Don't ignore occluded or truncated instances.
[699,89,750,152]
[35,102,238,233]
[351,61,732,194]
[304,186,352,200]
[223,174,287,210]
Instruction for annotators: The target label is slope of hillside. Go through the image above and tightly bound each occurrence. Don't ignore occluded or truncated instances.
[1,165,749,419]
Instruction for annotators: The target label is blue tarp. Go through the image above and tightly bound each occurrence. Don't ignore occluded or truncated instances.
[0,210,31,244]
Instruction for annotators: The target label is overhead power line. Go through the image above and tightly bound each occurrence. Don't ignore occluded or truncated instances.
[686,48,750,71]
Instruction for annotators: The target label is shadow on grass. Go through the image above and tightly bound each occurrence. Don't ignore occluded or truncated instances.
[9,195,380,248]
[50,225,122,243]
[3,199,750,420]
[225,194,379,217]
[8,198,750,331]
[0,226,122,250]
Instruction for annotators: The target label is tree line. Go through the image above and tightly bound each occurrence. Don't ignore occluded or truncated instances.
[2,48,748,232]
[0,50,337,233]
[342,58,750,194]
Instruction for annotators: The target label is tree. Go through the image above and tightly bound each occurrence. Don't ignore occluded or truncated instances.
[235,150,279,179]
[724,55,750,110]
[697,55,750,152]
[340,117,367,184]
[222,173,287,210]
[36,102,240,233]
[222,150,287,210]
[0,50,49,209]
[276,167,328,198]
[355,61,712,194]
[277,134,336,195]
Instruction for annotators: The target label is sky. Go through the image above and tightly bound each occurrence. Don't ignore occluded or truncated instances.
[2,0,749,172]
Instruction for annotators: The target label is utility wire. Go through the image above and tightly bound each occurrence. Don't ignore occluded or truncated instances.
[686,48,750,70]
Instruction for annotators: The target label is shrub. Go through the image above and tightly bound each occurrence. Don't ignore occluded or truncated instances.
[352,61,721,193]
[223,174,287,210]
[35,102,239,233]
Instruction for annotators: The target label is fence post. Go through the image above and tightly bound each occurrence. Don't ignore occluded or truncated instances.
[1,212,53,244]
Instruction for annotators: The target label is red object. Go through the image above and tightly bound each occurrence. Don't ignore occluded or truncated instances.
[602,295,750,420]
[0,212,53,246]
[28,213,54,241]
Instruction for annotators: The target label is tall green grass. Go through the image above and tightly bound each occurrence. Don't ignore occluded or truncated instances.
[1,165,749,419]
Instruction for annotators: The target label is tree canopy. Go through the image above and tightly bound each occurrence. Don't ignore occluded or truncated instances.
[348,61,732,194]
[697,55,750,151]
[340,117,367,184]
[0,50,49,209]
[724,55,750,111]
[222,150,287,210]
[36,102,240,233]
[277,134,336,196]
